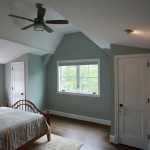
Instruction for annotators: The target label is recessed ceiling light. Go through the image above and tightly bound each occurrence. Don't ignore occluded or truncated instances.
[124,29,134,34]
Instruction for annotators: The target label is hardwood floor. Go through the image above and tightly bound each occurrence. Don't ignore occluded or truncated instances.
[51,115,141,150]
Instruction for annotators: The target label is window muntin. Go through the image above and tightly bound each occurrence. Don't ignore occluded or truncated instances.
[58,59,100,96]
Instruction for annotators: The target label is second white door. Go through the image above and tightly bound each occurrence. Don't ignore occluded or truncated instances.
[118,56,149,149]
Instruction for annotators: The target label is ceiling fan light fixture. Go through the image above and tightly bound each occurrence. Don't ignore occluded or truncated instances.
[34,23,45,31]
[124,29,134,34]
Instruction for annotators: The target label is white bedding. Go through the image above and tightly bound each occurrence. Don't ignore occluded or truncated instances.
[0,107,50,150]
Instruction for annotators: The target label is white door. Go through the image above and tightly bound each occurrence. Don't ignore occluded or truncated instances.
[118,56,149,149]
[11,62,25,104]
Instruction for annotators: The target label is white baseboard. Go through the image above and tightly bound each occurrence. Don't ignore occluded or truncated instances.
[45,109,111,126]
[109,135,118,144]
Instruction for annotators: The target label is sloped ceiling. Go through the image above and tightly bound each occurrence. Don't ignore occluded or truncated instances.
[0,0,150,63]
[47,0,150,49]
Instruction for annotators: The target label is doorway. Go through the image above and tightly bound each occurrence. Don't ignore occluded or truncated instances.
[11,62,25,104]
[114,54,149,150]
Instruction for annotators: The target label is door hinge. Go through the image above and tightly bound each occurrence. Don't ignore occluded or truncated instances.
[12,67,13,70]
[12,87,13,90]
[148,135,150,140]
[148,98,150,103]
[147,62,149,67]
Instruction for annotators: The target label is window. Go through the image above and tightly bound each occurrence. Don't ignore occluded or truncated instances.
[57,59,100,97]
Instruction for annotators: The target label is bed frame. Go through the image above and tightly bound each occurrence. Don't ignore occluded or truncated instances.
[6,100,51,150]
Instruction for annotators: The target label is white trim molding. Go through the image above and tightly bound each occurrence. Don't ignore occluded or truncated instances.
[109,135,118,144]
[45,109,111,126]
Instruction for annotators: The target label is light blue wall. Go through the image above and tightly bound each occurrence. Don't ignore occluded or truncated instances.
[5,53,49,110]
[47,32,150,134]
[4,32,150,135]
[47,32,111,120]
[0,64,5,106]
[28,54,48,110]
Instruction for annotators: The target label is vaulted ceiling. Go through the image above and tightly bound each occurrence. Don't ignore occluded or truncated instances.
[0,0,150,63]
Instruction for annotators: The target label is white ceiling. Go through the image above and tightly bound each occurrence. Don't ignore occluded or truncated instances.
[0,0,150,63]
[47,0,150,49]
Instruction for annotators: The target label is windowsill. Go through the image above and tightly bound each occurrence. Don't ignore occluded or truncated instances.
[58,91,100,97]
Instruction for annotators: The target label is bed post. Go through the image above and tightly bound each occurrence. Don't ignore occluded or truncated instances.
[5,102,9,107]
[46,110,51,141]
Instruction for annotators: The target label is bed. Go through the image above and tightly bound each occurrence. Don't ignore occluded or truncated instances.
[0,100,51,150]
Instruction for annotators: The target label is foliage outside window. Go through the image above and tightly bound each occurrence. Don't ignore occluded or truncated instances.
[57,59,100,97]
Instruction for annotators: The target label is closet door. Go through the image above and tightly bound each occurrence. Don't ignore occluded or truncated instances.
[118,56,149,149]
[11,62,25,104]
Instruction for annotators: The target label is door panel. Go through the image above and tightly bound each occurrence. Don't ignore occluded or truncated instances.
[11,62,25,104]
[124,110,143,138]
[118,56,148,149]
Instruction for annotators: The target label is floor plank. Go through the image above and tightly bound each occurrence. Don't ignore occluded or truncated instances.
[51,115,141,150]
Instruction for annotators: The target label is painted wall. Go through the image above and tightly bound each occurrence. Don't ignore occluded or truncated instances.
[4,32,150,135]
[5,53,49,110]
[5,54,28,105]
[47,32,111,121]
[28,54,48,110]
[0,64,5,106]
[47,32,150,134]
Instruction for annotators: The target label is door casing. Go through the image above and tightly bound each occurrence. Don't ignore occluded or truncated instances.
[11,62,26,105]
[114,53,150,149]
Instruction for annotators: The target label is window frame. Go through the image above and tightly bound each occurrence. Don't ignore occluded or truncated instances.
[57,59,100,97]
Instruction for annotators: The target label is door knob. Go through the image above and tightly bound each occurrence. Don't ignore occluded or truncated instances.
[21,93,24,95]
[119,104,123,107]
[119,104,125,115]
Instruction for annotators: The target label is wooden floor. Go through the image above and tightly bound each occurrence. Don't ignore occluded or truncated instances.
[51,115,140,150]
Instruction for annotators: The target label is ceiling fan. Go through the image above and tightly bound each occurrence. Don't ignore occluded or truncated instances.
[8,3,69,33]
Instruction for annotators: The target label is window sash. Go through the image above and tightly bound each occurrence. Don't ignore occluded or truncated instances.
[57,59,100,96]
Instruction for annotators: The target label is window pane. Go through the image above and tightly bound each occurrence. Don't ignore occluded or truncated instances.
[69,78,77,91]
[88,78,98,93]
[61,78,70,91]
[80,64,98,93]
[61,77,77,91]
[89,65,98,77]
[69,66,76,77]
[60,66,77,92]
[61,66,76,78]
[61,66,70,77]
[80,65,88,77]
[80,65,98,78]
[80,78,89,92]
[80,77,98,94]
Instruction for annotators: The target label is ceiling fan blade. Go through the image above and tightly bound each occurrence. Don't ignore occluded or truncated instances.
[21,24,34,30]
[45,20,69,24]
[37,5,46,20]
[44,25,53,33]
[9,14,33,22]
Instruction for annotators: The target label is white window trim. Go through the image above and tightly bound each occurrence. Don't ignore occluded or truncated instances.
[57,58,100,97]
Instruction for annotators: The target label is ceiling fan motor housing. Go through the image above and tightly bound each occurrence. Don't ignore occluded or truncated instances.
[34,18,45,31]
